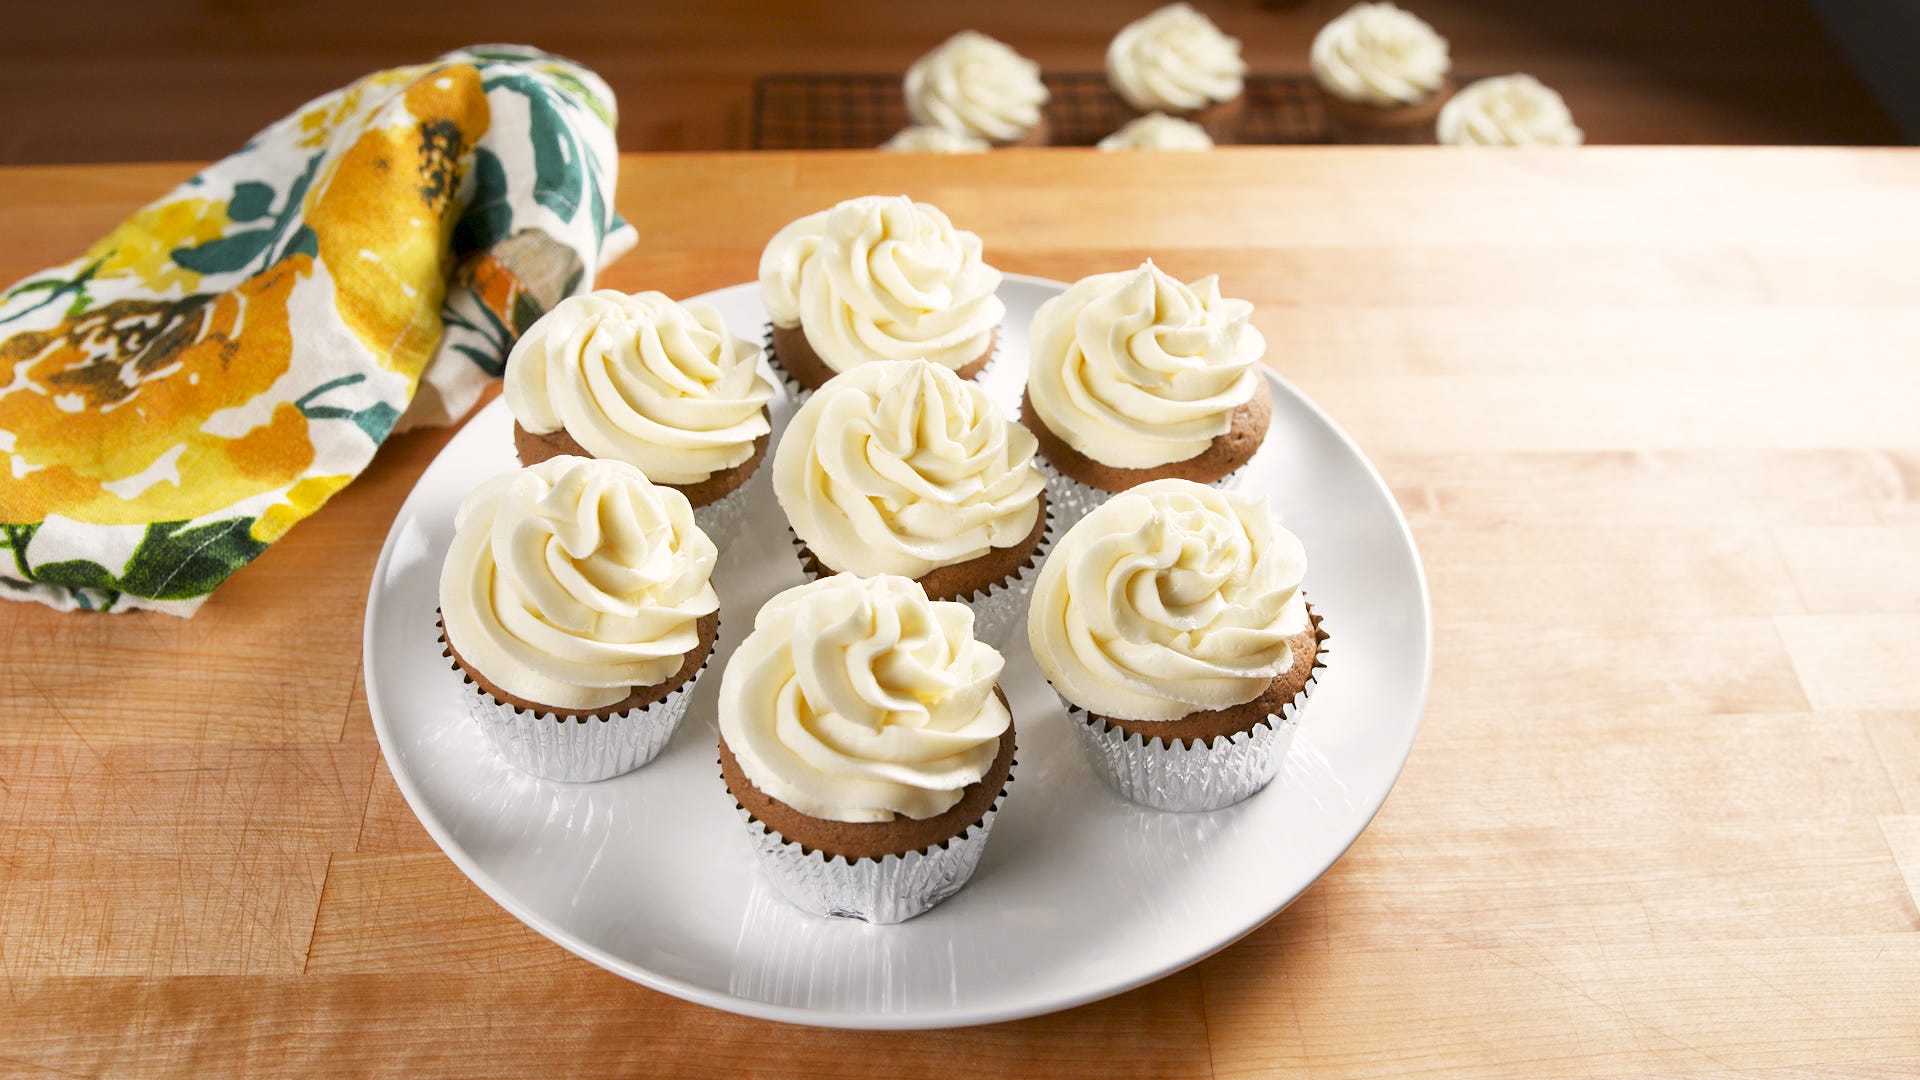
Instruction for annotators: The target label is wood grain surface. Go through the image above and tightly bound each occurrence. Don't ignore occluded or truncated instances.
[3,149,1919,1077]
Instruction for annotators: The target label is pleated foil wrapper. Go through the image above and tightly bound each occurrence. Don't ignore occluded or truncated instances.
[787,496,1054,653]
[764,322,1000,407]
[440,621,707,783]
[1065,615,1329,812]
[690,474,753,549]
[734,772,1013,924]
[1033,423,1280,533]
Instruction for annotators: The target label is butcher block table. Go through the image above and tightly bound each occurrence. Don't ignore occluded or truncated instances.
[3,149,1919,1077]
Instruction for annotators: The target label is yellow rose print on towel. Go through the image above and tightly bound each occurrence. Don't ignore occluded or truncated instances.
[80,196,232,295]
[0,258,310,526]
[306,65,491,387]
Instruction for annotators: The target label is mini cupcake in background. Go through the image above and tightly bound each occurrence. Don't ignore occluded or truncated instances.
[1310,2,1453,144]
[904,30,1050,147]
[1022,260,1270,525]
[758,195,1005,396]
[1028,479,1327,811]
[879,126,991,154]
[718,574,1017,923]
[1107,3,1248,142]
[1438,74,1583,147]
[774,358,1049,648]
[439,456,720,783]
[504,290,775,544]
[1098,112,1215,151]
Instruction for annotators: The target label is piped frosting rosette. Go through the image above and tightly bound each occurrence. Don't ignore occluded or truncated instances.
[775,358,1049,647]
[1438,74,1583,147]
[438,455,719,780]
[1027,479,1327,809]
[1310,2,1451,108]
[905,30,1049,144]
[1106,3,1247,114]
[759,195,1004,382]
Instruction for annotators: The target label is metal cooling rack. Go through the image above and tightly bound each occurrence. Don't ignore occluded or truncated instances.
[751,72,1328,149]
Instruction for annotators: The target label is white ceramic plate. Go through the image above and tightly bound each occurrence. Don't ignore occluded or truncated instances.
[363,275,1431,1030]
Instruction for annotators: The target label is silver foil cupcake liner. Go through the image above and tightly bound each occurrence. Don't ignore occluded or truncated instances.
[1032,424,1279,532]
[733,767,1014,924]
[764,322,1000,406]
[1063,613,1329,811]
[439,619,708,783]
[786,496,1055,653]
[691,474,753,548]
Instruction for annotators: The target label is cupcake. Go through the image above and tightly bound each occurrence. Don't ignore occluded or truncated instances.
[774,358,1049,648]
[758,195,1005,396]
[1309,3,1453,144]
[1028,479,1327,811]
[1022,260,1270,525]
[438,456,720,783]
[904,30,1050,147]
[1106,3,1248,143]
[503,290,776,544]
[879,126,991,154]
[1438,74,1584,147]
[718,574,1017,923]
[1098,112,1214,152]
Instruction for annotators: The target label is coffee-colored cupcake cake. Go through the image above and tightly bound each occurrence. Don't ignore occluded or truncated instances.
[1028,479,1327,811]
[905,30,1050,147]
[774,358,1049,647]
[438,455,720,782]
[718,574,1016,922]
[503,289,775,542]
[1107,3,1248,142]
[758,195,1004,394]
[1022,260,1270,524]
[1310,3,1453,144]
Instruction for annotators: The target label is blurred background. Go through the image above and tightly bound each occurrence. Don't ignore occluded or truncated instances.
[0,0,1909,163]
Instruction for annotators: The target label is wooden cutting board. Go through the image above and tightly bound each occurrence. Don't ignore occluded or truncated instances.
[2,148,1917,1077]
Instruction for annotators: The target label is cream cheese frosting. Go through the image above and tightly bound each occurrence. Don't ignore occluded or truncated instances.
[1106,3,1247,113]
[439,456,719,712]
[1027,261,1263,469]
[775,358,1045,580]
[904,30,1049,143]
[1098,112,1215,151]
[880,126,991,154]
[1438,74,1583,147]
[1028,479,1307,722]
[757,195,1005,375]
[503,290,773,486]
[1310,2,1450,108]
[718,574,1011,823]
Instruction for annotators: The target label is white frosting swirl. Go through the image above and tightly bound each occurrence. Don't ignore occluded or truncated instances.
[439,456,720,711]
[1310,3,1450,108]
[1107,3,1247,113]
[1098,112,1214,151]
[757,195,1005,375]
[718,575,1010,823]
[503,290,773,485]
[904,31,1049,143]
[774,358,1045,581]
[1028,479,1308,722]
[880,126,991,154]
[1438,74,1583,147]
[1027,261,1263,469]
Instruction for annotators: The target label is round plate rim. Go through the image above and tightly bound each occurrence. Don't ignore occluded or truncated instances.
[362,271,1432,1030]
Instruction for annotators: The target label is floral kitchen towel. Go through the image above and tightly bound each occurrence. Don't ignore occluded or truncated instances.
[0,45,635,615]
